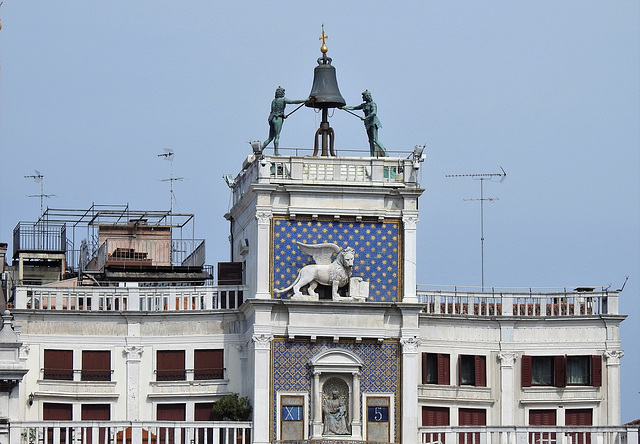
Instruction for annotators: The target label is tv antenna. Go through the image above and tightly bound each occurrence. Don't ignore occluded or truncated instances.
[24,170,55,217]
[157,149,184,215]
[447,167,506,291]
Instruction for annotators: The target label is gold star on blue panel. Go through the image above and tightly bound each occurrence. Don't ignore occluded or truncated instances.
[272,217,401,302]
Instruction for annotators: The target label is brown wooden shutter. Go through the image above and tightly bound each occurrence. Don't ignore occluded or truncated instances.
[438,354,450,385]
[194,349,224,380]
[457,355,462,385]
[591,355,602,387]
[475,355,486,387]
[195,403,215,421]
[81,404,110,420]
[566,409,593,426]
[521,355,532,387]
[554,355,566,387]
[157,350,185,381]
[44,350,73,380]
[529,409,556,426]
[157,403,186,421]
[43,403,73,420]
[422,406,450,426]
[459,408,486,426]
[421,353,428,384]
[82,351,111,381]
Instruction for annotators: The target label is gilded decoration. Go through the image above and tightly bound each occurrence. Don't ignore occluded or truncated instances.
[271,216,402,302]
[271,338,400,441]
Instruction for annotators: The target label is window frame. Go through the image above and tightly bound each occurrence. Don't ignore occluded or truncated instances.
[156,350,186,381]
[522,355,602,388]
[81,350,111,382]
[44,349,73,381]
[457,354,486,387]
[422,353,450,385]
[194,349,224,380]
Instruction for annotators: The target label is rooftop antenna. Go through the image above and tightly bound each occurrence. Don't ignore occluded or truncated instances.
[24,170,55,217]
[447,167,506,291]
[158,149,183,215]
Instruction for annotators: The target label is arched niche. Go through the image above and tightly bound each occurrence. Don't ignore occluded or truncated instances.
[309,348,364,439]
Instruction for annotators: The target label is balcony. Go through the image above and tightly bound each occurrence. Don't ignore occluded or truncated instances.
[8,422,251,444]
[418,426,638,444]
[418,286,620,317]
[12,285,245,311]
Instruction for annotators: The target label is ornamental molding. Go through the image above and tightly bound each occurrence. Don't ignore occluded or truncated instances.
[604,350,624,363]
[402,215,419,230]
[124,346,144,361]
[400,337,422,353]
[255,211,273,225]
[252,334,274,349]
[498,352,517,367]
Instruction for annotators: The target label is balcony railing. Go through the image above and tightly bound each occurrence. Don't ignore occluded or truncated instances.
[418,287,619,316]
[418,426,639,444]
[13,285,245,312]
[13,222,67,257]
[9,421,252,444]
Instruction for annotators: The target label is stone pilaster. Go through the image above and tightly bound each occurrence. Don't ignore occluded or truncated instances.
[252,334,273,444]
[402,214,419,303]
[124,346,144,421]
[498,352,517,425]
[400,337,421,444]
[255,210,273,299]
[604,350,624,424]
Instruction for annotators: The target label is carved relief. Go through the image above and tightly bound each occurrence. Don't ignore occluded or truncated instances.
[275,242,365,302]
[322,377,350,436]
[124,346,144,361]
[498,352,517,367]
[402,215,419,230]
[256,211,273,225]
[400,337,421,353]
[604,350,624,364]
[252,334,273,349]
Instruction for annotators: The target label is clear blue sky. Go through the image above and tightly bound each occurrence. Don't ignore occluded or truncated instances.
[0,1,638,421]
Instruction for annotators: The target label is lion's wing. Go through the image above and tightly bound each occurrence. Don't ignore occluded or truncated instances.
[297,242,341,265]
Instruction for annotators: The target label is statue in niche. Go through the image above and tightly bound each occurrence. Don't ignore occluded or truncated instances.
[261,86,308,155]
[342,90,387,157]
[323,390,350,435]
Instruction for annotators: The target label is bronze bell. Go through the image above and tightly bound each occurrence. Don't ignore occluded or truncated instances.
[306,56,346,109]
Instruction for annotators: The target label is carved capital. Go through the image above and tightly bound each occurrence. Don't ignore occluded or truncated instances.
[255,211,272,225]
[604,350,624,364]
[20,344,30,358]
[400,337,422,353]
[124,346,144,361]
[402,215,419,230]
[252,334,273,349]
[498,352,517,367]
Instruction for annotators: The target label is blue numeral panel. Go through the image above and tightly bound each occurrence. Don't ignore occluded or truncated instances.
[367,406,389,422]
[282,406,303,421]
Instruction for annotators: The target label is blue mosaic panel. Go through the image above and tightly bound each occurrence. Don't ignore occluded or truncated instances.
[272,217,402,302]
[271,339,400,442]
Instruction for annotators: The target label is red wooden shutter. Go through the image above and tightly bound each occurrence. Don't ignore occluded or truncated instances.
[81,404,110,420]
[421,353,429,384]
[44,350,73,380]
[157,350,185,381]
[194,350,224,380]
[591,355,602,387]
[438,354,450,385]
[475,355,486,387]
[554,355,566,387]
[457,355,462,385]
[157,403,186,420]
[82,351,111,381]
[521,355,532,387]
[529,409,556,426]
[43,403,73,420]
[422,406,450,426]
[459,408,486,425]
[195,403,215,421]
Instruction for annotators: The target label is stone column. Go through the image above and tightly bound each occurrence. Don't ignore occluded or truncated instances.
[255,211,272,299]
[252,334,273,444]
[604,350,624,425]
[402,214,419,303]
[351,371,362,439]
[401,337,421,444]
[498,352,517,425]
[124,346,144,420]
[311,371,323,438]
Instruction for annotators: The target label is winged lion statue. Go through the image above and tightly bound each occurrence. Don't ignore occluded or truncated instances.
[275,242,356,300]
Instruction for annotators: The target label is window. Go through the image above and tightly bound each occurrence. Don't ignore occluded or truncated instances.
[459,408,486,444]
[422,406,449,444]
[157,350,185,381]
[194,349,224,380]
[157,404,186,444]
[458,355,486,387]
[81,404,110,444]
[522,355,602,388]
[43,403,73,444]
[565,409,593,444]
[195,403,215,443]
[280,395,305,441]
[82,351,111,381]
[422,353,450,385]
[529,409,556,444]
[44,350,73,380]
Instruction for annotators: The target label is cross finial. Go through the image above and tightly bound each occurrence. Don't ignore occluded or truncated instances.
[319,24,328,54]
